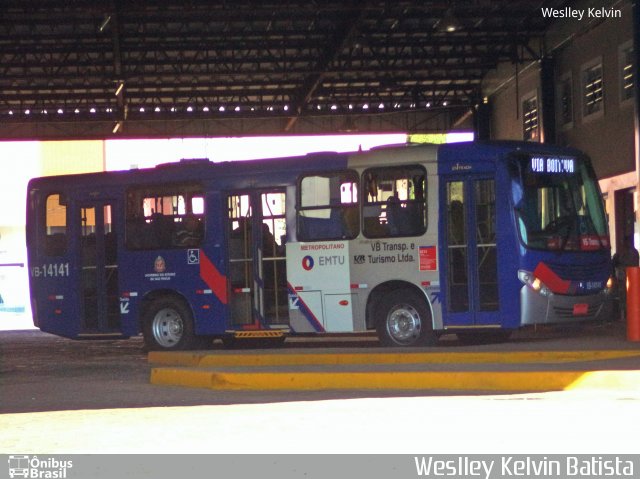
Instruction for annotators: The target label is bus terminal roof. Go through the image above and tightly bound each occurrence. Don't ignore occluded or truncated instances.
[1,1,567,140]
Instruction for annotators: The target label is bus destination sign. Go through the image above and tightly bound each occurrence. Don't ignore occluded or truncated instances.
[530,156,576,174]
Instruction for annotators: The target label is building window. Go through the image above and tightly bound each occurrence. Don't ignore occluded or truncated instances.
[522,95,539,141]
[558,75,573,127]
[620,42,634,103]
[582,61,604,118]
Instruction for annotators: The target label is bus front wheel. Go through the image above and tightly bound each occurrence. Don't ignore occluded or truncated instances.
[142,297,204,351]
[375,290,436,347]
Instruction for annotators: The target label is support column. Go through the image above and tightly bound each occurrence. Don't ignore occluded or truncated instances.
[633,0,640,244]
[539,57,556,144]
[473,100,491,141]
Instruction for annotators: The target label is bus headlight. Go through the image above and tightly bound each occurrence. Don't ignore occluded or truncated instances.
[518,270,552,297]
[604,276,614,295]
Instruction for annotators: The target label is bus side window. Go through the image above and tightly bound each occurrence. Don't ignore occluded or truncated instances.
[342,205,359,238]
[297,171,359,241]
[173,195,205,248]
[362,166,426,238]
[125,185,204,250]
[150,213,175,248]
[44,193,67,256]
[174,214,204,247]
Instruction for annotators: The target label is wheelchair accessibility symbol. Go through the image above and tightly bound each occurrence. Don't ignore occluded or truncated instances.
[187,249,200,265]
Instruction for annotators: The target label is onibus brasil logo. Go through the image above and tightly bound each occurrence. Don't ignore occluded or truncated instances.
[8,456,73,478]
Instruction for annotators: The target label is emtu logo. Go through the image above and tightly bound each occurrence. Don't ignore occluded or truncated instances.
[301,255,315,271]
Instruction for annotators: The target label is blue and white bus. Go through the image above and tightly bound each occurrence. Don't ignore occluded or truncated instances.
[26,141,614,349]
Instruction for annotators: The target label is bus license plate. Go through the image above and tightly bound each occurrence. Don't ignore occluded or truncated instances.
[573,304,589,316]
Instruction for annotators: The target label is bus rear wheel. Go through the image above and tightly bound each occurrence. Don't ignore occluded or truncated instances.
[142,297,206,351]
[375,290,436,347]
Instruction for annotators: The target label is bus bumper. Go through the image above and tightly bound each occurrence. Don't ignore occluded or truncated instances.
[520,286,613,325]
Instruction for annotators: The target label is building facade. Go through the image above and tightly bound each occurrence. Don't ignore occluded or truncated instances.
[483,0,639,257]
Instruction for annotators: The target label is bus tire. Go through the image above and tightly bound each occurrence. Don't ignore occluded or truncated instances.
[375,289,436,347]
[142,297,205,351]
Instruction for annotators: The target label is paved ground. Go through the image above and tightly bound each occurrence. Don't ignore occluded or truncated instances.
[1,330,393,414]
[1,322,639,454]
[2,322,640,413]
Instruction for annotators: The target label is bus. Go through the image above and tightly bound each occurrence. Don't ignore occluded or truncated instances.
[26,141,614,350]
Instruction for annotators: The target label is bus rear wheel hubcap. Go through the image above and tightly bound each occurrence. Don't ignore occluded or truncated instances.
[151,308,184,347]
[387,305,421,343]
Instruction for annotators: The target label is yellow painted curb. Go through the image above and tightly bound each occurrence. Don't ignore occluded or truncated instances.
[150,369,640,392]
[148,349,640,368]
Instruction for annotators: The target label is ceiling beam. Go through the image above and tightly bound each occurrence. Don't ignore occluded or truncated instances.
[284,2,368,132]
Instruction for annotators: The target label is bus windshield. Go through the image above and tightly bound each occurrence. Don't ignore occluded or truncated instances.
[510,154,609,252]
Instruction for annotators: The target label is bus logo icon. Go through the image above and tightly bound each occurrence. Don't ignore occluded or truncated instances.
[301,255,314,271]
[8,455,29,478]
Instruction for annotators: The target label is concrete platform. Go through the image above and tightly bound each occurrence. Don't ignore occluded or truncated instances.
[149,325,640,393]
[3,324,640,454]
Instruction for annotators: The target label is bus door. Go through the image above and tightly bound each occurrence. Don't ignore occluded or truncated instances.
[226,190,288,329]
[77,200,121,335]
[441,176,501,327]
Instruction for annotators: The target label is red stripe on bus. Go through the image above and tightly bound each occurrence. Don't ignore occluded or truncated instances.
[534,262,571,294]
[199,251,228,305]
